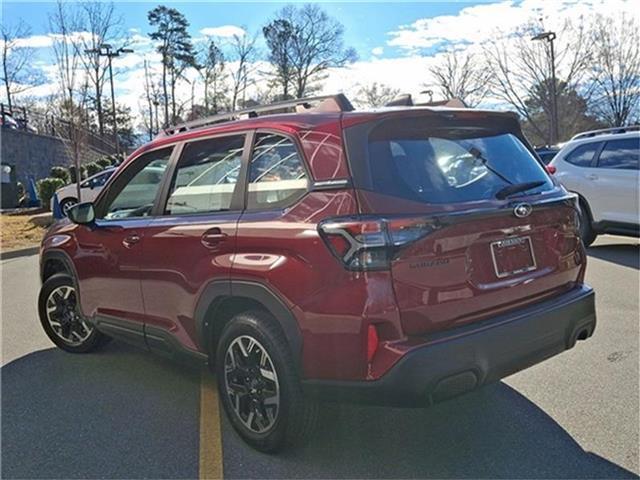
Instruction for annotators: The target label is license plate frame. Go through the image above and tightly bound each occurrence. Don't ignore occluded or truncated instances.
[490,236,537,278]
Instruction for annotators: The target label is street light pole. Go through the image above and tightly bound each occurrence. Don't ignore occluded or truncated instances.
[532,31,558,145]
[85,44,134,155]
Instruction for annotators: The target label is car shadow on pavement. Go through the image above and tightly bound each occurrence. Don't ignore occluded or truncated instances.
[223,384,638,479]
[588,243,639,270]
[3,342,637,480]
[1,342,202,480]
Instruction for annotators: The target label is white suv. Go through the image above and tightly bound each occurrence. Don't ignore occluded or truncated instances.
[549,127,639,246]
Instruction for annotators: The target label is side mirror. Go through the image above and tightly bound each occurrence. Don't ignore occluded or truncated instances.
[67,202,95,225]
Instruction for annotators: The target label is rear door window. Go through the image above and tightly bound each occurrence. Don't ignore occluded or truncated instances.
[564,143,601,167]
[247,133,308,209]
[165,135,244,215]
[597,138,640,170]
[366,127,553,204]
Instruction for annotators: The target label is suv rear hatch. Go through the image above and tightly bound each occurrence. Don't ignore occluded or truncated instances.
[342,110,585,336]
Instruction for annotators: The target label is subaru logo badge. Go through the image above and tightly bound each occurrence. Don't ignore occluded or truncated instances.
[514,203,533,218]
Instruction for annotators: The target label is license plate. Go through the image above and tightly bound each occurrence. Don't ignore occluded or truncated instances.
[490,236,536,278]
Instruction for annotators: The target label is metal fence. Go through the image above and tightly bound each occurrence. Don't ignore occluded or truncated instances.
[0,103,116,155]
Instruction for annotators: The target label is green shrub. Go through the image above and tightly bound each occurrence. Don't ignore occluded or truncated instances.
[95,157,112,169]
[68,165,87,183]
[50,166,71,184]
[37,177,66,210]
[85,162,102,177]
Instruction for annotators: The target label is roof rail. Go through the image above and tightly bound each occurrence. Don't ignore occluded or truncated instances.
[161,93,354,137]
[571,125,639,141]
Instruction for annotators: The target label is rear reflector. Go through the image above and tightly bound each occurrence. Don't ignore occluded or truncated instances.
[367,325,379,363]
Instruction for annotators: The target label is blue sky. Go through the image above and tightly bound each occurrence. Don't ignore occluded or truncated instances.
[1,1,467,60]
[1,0,636,123]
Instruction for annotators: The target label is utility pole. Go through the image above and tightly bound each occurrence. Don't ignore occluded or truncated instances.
[532,31,558,145]
[84,44,133,155]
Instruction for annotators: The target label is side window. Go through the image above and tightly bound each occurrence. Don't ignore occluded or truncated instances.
[101,148,171,220]
[165,135,244,215]
[597,138,640,170]
[247,133,308,209]
[564,142,601,167]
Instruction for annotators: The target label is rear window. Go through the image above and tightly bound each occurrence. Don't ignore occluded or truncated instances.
[365,126,553,204]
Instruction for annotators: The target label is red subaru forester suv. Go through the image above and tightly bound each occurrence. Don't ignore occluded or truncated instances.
[39,94,596,452]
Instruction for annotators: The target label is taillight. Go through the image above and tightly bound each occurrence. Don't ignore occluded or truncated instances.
[546,165,557,174]
[318,216,436,271]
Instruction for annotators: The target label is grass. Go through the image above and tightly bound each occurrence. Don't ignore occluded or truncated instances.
[0,211,52,252]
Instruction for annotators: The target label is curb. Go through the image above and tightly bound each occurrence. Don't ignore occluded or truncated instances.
[0,246,39,260]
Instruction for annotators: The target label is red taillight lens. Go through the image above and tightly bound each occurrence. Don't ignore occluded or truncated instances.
[546,165,557,174]
[367,324,379,363]
[318,216,436,271]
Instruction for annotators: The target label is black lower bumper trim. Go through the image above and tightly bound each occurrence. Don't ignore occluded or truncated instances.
[303,285,596,407]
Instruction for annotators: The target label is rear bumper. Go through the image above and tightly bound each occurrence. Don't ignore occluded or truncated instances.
[303,285,596,407]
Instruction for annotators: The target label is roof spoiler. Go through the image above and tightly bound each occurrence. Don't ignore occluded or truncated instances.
[384,94,468,108]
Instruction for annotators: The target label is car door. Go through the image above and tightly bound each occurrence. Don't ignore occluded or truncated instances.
[555,141,603,220]
[590,137,640,225]
[73,147,173,342]
[139,133,249,354]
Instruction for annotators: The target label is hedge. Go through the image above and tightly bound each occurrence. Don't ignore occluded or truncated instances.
[85,161,102,177]
[37,177,66,210]
[50,166,71,184]
[68,165,87,183]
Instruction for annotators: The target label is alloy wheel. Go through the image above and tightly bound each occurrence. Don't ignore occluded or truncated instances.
[61,200,77,216]
[45,285,93,346]
[224,335,280,434]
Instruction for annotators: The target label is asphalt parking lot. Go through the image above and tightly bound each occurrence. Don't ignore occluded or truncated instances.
[1,236,638,479]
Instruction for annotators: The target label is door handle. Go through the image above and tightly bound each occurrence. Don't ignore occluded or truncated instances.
[122,233,141,248]
[586,173,598,181]
[201,228,228,248]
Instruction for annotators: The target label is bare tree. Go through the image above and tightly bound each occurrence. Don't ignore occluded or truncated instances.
[483,19,593,143]
[198,38,227,114]
[589,14,640,127]
[228,31,257,111]
[428,48,490,107]
[77,1,124,136]
[355,82,399,108]
[270,4,357,98]
[49,1,89,201]
[1,20,43,111]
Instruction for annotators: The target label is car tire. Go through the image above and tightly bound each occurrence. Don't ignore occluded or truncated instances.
[215,310,318,453]
[60,198,78,217]
[578,200,597,248]
[38,273,110,353]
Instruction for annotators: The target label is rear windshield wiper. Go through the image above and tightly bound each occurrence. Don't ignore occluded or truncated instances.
[467,147,514,186]
[495,181,545,200]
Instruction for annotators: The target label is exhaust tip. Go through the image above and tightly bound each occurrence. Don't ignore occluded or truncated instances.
[576,327,591,341]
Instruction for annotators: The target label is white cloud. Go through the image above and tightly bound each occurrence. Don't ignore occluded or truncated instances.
[199,25,246,38]
[371,46,384,56]
[13,35,54,49]
[388,0,639,52]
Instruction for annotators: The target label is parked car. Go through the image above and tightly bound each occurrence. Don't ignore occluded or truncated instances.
[53,167,116,216]
[38,94,596,453]
[534,145,560,165]
[549,126,639,246]
[0,112,18,129]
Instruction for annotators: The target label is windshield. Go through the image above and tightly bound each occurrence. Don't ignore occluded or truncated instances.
[367,130,553,204]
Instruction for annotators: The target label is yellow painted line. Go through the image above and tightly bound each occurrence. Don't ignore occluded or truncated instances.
[199,371,224,480]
